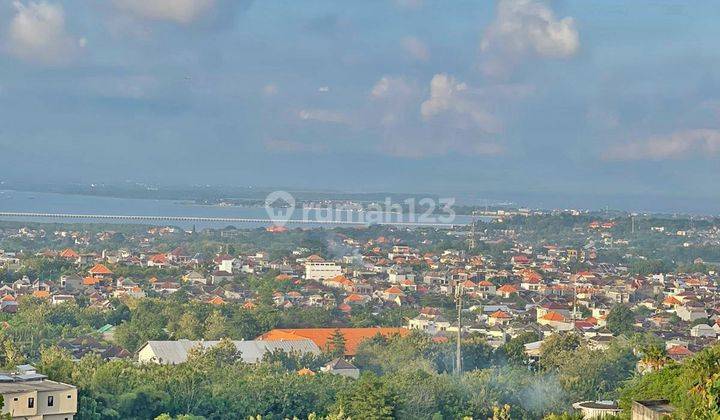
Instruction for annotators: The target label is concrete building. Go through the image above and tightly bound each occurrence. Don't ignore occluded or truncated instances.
[0,365,77,420]
[137,339,320,364]
[304,261,342,281]
[572,400,622,419]
[631,400,674,420]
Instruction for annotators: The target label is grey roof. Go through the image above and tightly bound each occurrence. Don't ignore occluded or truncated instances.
[139,339,321,365]
[0,378,74,393]
[326,358,358,370]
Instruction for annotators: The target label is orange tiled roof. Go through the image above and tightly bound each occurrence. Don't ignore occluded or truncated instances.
[59,248,79,258]
[258,327,409,356]
[663,296,681,306]
[89,263,113,275]
[490,310,512,319]
[345,294,365,303]
[32,290,50,299]
[461,280,477,288]
[541,311,566,322]
[385,286,404,295]
[83,276,100,286]
[150,254,167,263]
[297,368,315,376]
[208,296,226,305]
[668,345,693,356]
[497,284,519,293]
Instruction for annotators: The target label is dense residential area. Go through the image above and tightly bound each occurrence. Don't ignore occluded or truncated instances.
[0,212,719,418]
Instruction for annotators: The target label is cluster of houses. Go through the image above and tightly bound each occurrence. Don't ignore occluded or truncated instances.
[1,218,719,374]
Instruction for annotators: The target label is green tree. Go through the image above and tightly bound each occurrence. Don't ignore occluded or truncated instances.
[606,304,635,336]
[539,333,581,371]
[38,346,74,384]
[203,311,228,340]
[327,330,347,359]
[502,331,540,365]
[176,313,203,340]
[336,374,399,420]
[0,396,12,420]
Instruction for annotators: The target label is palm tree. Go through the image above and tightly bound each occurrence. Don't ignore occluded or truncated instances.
[687,347,720,415]
[640,344,668,372]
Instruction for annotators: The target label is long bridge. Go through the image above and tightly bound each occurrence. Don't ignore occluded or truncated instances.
[0,211,465,228]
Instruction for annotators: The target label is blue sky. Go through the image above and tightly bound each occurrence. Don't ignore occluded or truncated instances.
[1,0,719,209]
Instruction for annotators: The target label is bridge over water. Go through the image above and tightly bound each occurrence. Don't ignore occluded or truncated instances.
[0,211,464,228]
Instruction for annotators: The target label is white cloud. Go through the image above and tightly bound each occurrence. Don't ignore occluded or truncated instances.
[298,109,351,125]
[112,0,216,24]
[318,86,330,93]
[370,76,414,100]
[370,76,417,126]
[420,74,502,133]
[401,36,429,61]
[365,74,514,158]
[5,1,83,65]
[480,0,579,75]
[604,129,720,161]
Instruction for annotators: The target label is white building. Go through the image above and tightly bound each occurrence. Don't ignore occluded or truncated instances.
[137,339,320,365]
[305,261,342,281]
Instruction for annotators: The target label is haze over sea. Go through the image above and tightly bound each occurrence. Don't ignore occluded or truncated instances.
[0,190,477,229]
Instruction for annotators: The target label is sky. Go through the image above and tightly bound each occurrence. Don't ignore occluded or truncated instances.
[0,0,719,210]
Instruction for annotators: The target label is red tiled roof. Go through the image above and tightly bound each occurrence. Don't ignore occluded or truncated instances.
[258,327,409,356]
[490,310,512,319]
[89,264,113,275]
[541,311,566,322]
[59,248,79,258]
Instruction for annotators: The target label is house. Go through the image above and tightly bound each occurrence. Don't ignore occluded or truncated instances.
[382,286,405,303]
[476,280,496,296]
[496,284,519,298]
[88,264,113,279]
[211,270,233,283]
[538,311,573,331]
[536,301,571,321]
[0,365,77,420]
[59,274,83,293]
[58,248,79,261]
[675,304,707,322]
[667,345,694,361]
[690,324,716,338]
[137,339,320,365]
[488,310,512,326]
[167,247,189,264]
[408,314,451,335]
[147,254,169,268]
[321,358,360,379]
[184,271,209,285]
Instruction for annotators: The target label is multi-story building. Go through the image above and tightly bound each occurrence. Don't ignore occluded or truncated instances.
[0,365,77,420]
[304,258,342,280]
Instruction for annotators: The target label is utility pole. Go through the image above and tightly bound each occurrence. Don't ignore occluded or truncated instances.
[572,274,578,321]
[468,211,477,251]
[455,284,463,375]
